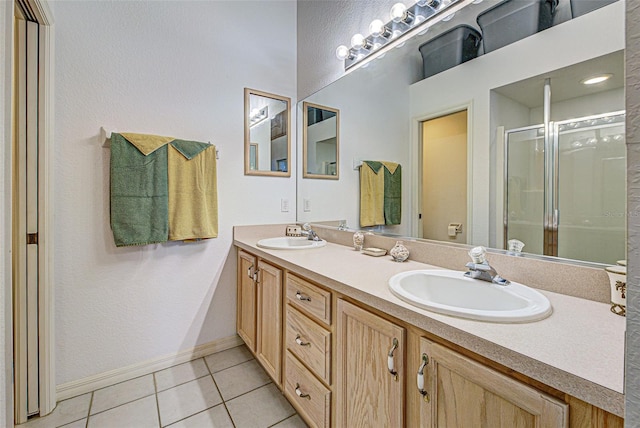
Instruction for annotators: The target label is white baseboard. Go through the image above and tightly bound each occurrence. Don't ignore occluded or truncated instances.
[56,335,244,401]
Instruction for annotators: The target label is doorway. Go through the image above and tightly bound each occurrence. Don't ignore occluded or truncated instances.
[11,0,55,423]
[420,110,468,243]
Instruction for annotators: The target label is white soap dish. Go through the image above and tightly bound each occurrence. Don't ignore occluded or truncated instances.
[363,247,387,257]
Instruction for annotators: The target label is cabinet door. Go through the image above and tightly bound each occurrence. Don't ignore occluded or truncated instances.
[256,260,283,385]
[237,250,257,352]
[335,299,405,428]
[419,338,568,428]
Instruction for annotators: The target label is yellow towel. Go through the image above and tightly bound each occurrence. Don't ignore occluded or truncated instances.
[167,144,218,241]
[360,162,385,227]
[120,133,174,155]
[381,161,399,174]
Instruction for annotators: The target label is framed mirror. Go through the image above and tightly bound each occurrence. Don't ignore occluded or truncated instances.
[303,102,340,179]
[244,88,291,177]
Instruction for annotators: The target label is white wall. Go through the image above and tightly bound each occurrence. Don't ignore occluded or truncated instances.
[297,0,391,99]
[410,2,625,246]
[0,0,14,425]
[51,0,296,387]
[530,88,624,122]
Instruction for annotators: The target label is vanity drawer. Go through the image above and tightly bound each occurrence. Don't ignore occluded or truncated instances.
[286,305,331,384]
[284,351,331,428]
[286,273,332,325]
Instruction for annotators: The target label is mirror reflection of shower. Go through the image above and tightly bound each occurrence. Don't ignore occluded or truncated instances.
[504,109,625,265]
[493,51,625,265]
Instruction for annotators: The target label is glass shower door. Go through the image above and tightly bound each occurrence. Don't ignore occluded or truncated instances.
[504,125,545,255]
[555,112,626,264]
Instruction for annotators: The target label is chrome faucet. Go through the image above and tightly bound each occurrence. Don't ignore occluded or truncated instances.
[301,223,321,241]
[464,246,510,286]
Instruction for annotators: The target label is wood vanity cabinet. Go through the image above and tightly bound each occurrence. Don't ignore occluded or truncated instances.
[283,273,333,428]
[236,250,283,386]
[411,336,568,427]
[255,260,283,385]
[235,249,624,427]
[335,299,405,427]
[237,250,257,352]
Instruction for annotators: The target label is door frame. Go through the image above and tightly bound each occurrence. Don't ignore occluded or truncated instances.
[7,0,55,423]
[410,102,474,241]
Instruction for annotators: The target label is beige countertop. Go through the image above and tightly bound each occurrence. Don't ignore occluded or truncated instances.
[233,225,625,417]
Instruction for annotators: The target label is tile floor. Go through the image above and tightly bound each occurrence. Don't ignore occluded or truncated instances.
[19,345,308,428]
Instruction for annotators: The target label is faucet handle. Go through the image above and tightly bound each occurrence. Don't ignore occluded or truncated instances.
[302,223,312,231]
[468,246,487,264]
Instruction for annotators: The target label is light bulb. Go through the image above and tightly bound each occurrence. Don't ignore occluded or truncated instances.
[250,108,260,117]
[390,3,409,23]
[369,19,389,38]
[335,45,351,60]
[351,33,367,50]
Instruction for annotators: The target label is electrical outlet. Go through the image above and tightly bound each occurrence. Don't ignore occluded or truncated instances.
[303,198,311,212]
[281,198,290,212]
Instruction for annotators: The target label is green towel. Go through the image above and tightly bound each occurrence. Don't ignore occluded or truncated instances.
[170,139,210,160]
[382,162,401,225]
[110,133,169,246]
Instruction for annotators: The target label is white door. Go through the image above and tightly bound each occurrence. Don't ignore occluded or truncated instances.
[12,0,55,422]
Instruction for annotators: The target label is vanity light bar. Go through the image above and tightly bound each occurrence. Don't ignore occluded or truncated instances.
[249,106,269,127]
[336,0,475,71]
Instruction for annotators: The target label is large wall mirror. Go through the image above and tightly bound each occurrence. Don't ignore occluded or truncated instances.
[244,88,291,177]
[296,0,625,266]
[303,102,340,179]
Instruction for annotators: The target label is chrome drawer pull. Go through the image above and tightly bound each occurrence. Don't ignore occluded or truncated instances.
[295,335,311,347]
[295,291,311,302]
[295,383,311,399]
[387,338,399,381]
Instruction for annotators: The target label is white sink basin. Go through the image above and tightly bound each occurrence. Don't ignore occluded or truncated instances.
[388,270,552,323]
[257,236,327,250]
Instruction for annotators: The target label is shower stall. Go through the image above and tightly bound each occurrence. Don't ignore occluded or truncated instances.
[504,111,626,265]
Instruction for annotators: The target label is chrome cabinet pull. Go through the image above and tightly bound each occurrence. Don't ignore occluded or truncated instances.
[295,291,311,302]
[295,383,310,399]
[417,353,430,402]
[247,264,253,279]
[295,335,311,346]
[387,338,399,381]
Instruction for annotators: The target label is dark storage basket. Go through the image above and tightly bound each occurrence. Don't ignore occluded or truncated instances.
[477,0,558,54]
[418,25,481,79]
[570,0,617,18]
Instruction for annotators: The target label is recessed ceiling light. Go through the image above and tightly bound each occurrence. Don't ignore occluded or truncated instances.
[581,74,613,85]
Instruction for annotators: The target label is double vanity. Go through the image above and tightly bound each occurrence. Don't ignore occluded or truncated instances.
[234,224,625,427]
